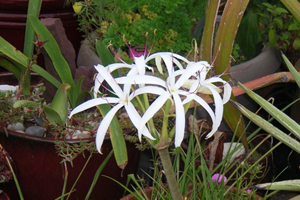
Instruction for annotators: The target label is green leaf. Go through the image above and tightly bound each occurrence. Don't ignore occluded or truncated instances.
[28,14,75,87]
[233,101,300,155]
[293,38,300,50]
[49,83,70,125]
[212,0,249,151]
[23,0,42,57]
[0,36,61,88]
[288,23,300,30]
[85,150,114,200]
[13,100,40,109]
[73,76,88,107]
[280,0,300,24]
[0,57,22,79]
[282,53,300,87]
[273,7,289,15]
[255,180,300,191]
[238,82,300,141]
[261,3,273,9]
[43,106,64,126]
[97,104,128,169]
[95,40,119,77]
[94,42,128,168]
[236,9,262,57]
[273,17,283,29]
[200,0,220,63]
[268,28,277,47]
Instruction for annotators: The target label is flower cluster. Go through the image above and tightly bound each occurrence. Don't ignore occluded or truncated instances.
[69,52,232,153]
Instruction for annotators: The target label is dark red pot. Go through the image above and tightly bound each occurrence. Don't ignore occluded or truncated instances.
[0,72,140,199]
[0,0,82,71]
[0,129,140,200]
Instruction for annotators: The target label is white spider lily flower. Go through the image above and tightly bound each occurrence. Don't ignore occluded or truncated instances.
[116,54,219,147]
[71,51,232,152]
[70,64,161,153]
[183,62,232,139]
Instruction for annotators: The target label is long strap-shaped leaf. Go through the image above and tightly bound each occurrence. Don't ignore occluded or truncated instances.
[233,101,300,155]
[213,0,250,150]
[213,0,249,77]
[0,37,61,88]
[27,14,75,87]
[280,0,300,24]
[255,180,300,191]
[238,82,300,141]
[200,0,220,63]
[23,0,42,57]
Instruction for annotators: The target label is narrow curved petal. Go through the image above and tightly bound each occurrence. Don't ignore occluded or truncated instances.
[161,54,175,86]
[175,65,208,89]
[107,63,133,73]
[93,71,105,97]
[173,93,185,147]
[205,85,223,127]
[95,64,124,96]
[183,94,217,137]
[95,103,123,153]
[222,82,232,103]
[134,56,146,75]
[69,97,120,118]
[132,86,166,98]
[203,77,232,103]
[154,54,164,74]
[138,92,170,131]
[125,103,155,140]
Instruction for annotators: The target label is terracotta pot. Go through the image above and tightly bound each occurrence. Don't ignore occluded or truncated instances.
[0,0,82,70]
[0,73,140,200]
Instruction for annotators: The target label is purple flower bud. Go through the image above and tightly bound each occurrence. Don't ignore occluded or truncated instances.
[211,173,227,183]
[129,46,148,58]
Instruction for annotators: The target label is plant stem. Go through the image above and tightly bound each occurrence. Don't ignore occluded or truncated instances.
[157,147,182,200]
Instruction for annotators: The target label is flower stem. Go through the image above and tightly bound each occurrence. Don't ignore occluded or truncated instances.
[157,147,182,200]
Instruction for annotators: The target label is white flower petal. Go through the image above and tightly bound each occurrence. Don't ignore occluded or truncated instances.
[183,94,217,137]
[95,103,123,153]
[138,92,170,131]
[125,103,155,140]
[132,86,166,98]
[173,94,185,147]
[133,56,146,75]
[95,64,124,96]
[69,97,120,118]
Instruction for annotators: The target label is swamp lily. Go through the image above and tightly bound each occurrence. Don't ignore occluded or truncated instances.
[69,52,231,153]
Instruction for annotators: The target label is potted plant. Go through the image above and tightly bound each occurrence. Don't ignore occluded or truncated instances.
[0,0,140,199]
